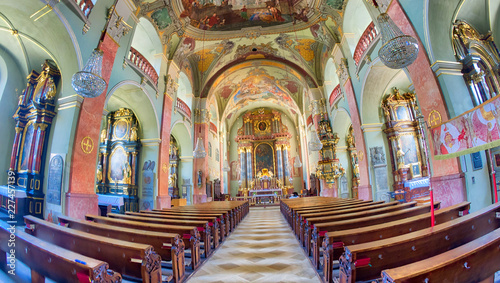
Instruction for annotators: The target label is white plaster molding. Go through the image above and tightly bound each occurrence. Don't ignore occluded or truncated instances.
[141,138,161,147]
[430,60,464,77]
[57,94,84,110]
[361,123,384,132]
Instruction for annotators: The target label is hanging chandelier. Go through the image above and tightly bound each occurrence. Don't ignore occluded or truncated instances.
[377,13,419,69]
[222,160,230,172]
[72,48,107,98]
[193,137,207,158]
[308,129,323,151]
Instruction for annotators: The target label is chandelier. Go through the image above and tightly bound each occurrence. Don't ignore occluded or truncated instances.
[193,137,206,158]
[308,129,323,151]
[72,48,107,98]
[377,13,419,69]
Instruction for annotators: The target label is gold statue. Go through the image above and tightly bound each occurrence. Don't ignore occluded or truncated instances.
[130,126,138,141]
[100,129,107,143]
[33,64,57,102]
[96,165,103,183]
[396,146,406,169]
[123,162,132,184]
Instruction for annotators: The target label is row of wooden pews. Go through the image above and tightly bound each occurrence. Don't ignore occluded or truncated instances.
[0,200,248,283]
[281,197,500,283]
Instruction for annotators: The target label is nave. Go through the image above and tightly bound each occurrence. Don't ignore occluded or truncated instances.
[187,206,320,283]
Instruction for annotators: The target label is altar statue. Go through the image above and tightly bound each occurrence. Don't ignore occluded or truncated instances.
[123,162,132,184]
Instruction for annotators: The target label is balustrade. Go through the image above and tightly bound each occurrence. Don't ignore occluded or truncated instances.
[128,47,159,85]
[353,22,378,65]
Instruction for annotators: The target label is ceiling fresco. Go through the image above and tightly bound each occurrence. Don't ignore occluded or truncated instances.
[179,0,311,31]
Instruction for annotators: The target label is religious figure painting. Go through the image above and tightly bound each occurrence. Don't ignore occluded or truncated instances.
[19,123,35,171]
[113,120,128,140]
[399,135,419,166]
[230,161,238,180]
[109,147,128,183]
[255,143,274,175]
[180,0,308,31]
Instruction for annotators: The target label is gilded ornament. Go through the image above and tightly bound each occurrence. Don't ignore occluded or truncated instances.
[428,110,442,127]
[81,136,94,154]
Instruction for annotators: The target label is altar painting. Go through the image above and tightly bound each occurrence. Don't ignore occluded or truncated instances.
[399,134,419,166]
[19,123,35,171]
[254,143,274,175]
[108,146,128,183]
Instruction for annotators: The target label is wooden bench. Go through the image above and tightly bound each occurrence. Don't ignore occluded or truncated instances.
[298,201,398,247]
[58,215,185,283]
[381,227,500,283]
[24,216,162,283]
[338,201,500,283]
[127,211,225,244]
[146,210,231,237]
[310,202,440,269]
[321,201,470,283]
[107,213,214,258]
[0,221,122,283]
[85,214,201,270]
[285,198,361,225]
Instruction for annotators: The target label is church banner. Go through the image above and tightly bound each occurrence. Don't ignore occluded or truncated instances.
[430,95,500,160]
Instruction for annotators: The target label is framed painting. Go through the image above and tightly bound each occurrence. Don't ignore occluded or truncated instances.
[410,163,421,178]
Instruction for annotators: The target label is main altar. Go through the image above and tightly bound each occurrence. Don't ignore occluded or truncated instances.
[235,108,293,199]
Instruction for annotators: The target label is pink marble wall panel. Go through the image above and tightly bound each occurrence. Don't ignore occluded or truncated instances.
[65,193,99,220]
[344,80,372,200]
[156,195,172,210]
[431,174,467,208]
[158,95,173,198]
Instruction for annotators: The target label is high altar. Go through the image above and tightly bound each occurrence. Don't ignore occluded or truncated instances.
[235,108,292,196]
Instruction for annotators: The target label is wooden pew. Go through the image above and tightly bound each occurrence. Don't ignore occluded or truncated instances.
[338,201,500,283]
[310,202,439,270]
[381,227,500,283]
[107,213,214,258]
[298,201,397,246]
[127,211,225,244]
[321,201,470,283]
[58,215,185,283]
[306,201,421,260]
[24,216,162,283]
[146,210,230,237]
[284,198,360,225]
[0,221,122,283]
[85,214,201,270]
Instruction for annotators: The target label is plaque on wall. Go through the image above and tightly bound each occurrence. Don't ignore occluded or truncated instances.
[140,160,155,211]
[471,152,483,171]
[47,154,64,205]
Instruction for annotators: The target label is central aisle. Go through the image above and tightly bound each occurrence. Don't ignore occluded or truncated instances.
[187,206,321,283]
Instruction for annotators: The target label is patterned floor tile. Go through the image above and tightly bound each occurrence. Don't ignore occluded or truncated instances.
[186,206,321,283]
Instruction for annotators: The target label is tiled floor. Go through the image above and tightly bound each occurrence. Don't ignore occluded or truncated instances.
[186,206,321,283]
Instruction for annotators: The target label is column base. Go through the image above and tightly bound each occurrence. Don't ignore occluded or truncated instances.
[65,193,99,220]
[431,173,466,208]
[357,185,372,201]
[156,195,171,210]
[193,194,207,204]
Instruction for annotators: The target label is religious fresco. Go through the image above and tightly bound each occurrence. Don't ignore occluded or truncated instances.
[179,0,309,31]
[151,8,172,29]
[109,146,128,183]
[254,143,274,175]
[326,0,344,10]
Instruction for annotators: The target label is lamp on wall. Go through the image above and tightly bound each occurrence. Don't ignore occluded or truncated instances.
[308,129,323,151]
[193,137,206,158]
[72,48,107,98]
[377,12,419,69]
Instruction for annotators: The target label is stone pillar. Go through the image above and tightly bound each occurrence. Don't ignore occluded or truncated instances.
[193,108,209,204]
[239,147,246,189]
[387,0,466,207]
[67,0,137,218]
[276,145,283,186]
[157,93,174,209]
[283,145,290,184]
[246,147,252,187]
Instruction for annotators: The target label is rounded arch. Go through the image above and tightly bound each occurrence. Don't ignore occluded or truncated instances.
[343,0,373,57]
[330,108,352,147]
[105,80,160,140]
[360,59,412,124]
[130,17,163,74]
[171,121,193,157]
[324,58,339,99]
[177,71,193,109]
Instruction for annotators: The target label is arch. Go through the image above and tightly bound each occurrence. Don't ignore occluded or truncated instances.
[130,17,163,74]
[177,71,193,109]
[105,81,160,140]
[324,58,339,100]
[171,121,193,157]
[343,0,373,57]
[360,59,412,124]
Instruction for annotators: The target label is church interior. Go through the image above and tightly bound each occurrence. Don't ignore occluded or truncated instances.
[1,0,500,282]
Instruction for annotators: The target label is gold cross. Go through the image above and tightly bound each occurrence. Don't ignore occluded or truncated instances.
[81,137,94,154]
[428,110,442,127]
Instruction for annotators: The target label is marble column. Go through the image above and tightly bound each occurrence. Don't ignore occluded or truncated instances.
[240,147,247,189]
[276,145,283,186]
[246,147,252,188]
[157,93,173,209]
[193,109,209,204]
[283,145,290,184]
